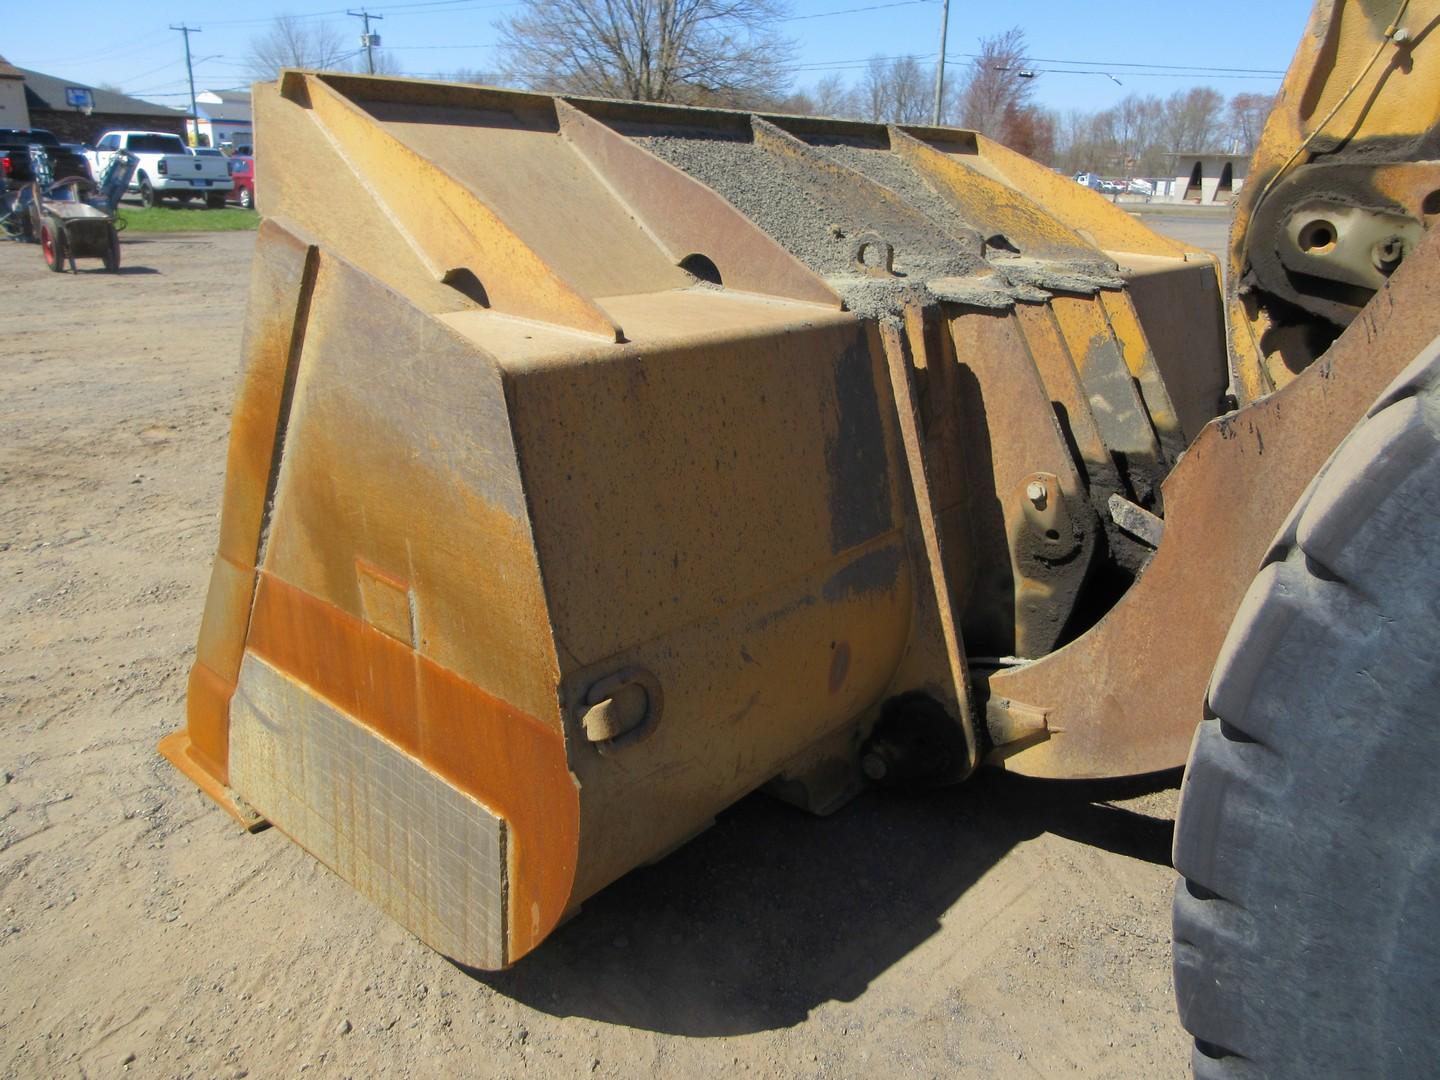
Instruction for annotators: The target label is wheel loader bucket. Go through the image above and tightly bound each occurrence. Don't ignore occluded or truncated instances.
[161,70,1231,967]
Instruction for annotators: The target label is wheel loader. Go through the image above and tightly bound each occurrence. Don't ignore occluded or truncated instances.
[160,0,1440,1073]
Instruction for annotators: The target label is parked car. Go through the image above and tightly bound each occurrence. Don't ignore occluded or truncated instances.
[0,128,92,188]
[227,155,255,210]
[1074,171,1103,191]
[1127,178,1155,196]
[87,130,233,208]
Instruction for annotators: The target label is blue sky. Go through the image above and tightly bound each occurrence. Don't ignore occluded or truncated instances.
[5,0,1313,114]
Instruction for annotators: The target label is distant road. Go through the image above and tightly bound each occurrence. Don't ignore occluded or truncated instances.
[1136,211,1232,263]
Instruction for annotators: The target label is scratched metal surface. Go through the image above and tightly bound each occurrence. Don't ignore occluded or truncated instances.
[230,653,508,969]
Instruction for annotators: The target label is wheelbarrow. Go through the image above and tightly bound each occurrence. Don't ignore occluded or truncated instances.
[23,148,138,273]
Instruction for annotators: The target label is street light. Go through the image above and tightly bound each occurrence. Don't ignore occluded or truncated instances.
[994,65,1121,85]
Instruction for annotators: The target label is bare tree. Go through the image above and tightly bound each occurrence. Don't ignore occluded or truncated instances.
[1160,87,1226,153]
[1045,87,1268,178]
[1109,93,1165,174]
[950,28,1060,158]
[1228,92,1273,154]
[858,55,895,122]
[956,28,1033,137]
[758,89,817,114]
[888,56,931,123]
[1133,100,1171,175]
[366,49,404,76]
[810,72,858,119]
[854,55,933,123]
[1054,108,1093,173]
[446,68,501,85]
[248,15,353,81]
[497,0,796,106]
[1001,102,1056,160]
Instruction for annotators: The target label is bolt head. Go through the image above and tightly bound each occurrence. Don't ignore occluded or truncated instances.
[861,751,889,781]
[1372,237,1405,273]
[1025,480,1047,505]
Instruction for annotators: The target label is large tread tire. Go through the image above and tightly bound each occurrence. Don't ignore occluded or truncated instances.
[1173,334,1440,1079]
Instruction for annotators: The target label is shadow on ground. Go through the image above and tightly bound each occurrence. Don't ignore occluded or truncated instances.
[472,768,1180,1036]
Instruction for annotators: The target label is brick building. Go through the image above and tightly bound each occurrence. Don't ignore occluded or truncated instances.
[15,65,186,144]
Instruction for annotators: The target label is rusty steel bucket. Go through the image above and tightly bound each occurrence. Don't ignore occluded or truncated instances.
[163,70,1242,967]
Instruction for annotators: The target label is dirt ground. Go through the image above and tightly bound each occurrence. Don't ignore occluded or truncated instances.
[1,230,1194,1078]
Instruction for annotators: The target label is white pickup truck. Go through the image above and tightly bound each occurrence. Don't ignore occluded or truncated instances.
[87,131,233,209]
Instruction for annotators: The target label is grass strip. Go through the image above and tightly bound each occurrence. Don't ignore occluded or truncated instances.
[117,205,259,233]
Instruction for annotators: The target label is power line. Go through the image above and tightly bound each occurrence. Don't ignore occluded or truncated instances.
[1021,55,1284,76]
[202,0,516,28]
[392,70,501,78]
[199,6,347,24]
[134,86,251,98]
[794,52,935,71]
[368,0,516,11]
[946,52,1285,76]
[378,42,503,50]
[202,0,898,32]
[786,50,1284,78]
[15,30,174,69]
[316,45,1282,80]
[997,66,1283,81]
[127,62,235,94]
[112,57,188,87]
[782,0,934,21]
[132,49,370,99]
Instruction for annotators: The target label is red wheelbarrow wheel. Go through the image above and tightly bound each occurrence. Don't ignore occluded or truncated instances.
[40,219,66,273]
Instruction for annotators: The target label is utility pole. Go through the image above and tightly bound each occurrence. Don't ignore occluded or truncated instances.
[170,24,201,146]
[348,9,384,75]
[931,0,951,125]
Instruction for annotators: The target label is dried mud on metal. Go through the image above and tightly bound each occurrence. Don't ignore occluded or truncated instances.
[1,232,1187,1078]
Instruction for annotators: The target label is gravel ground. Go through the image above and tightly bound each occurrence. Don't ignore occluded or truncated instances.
[1,228,1195,1078]
[638,124,1011,318]
[639,126,1149,317]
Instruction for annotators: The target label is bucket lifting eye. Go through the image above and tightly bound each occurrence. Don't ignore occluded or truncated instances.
[1297,220,1337,255]
[579,667,663,754]
[852,232,896,277]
